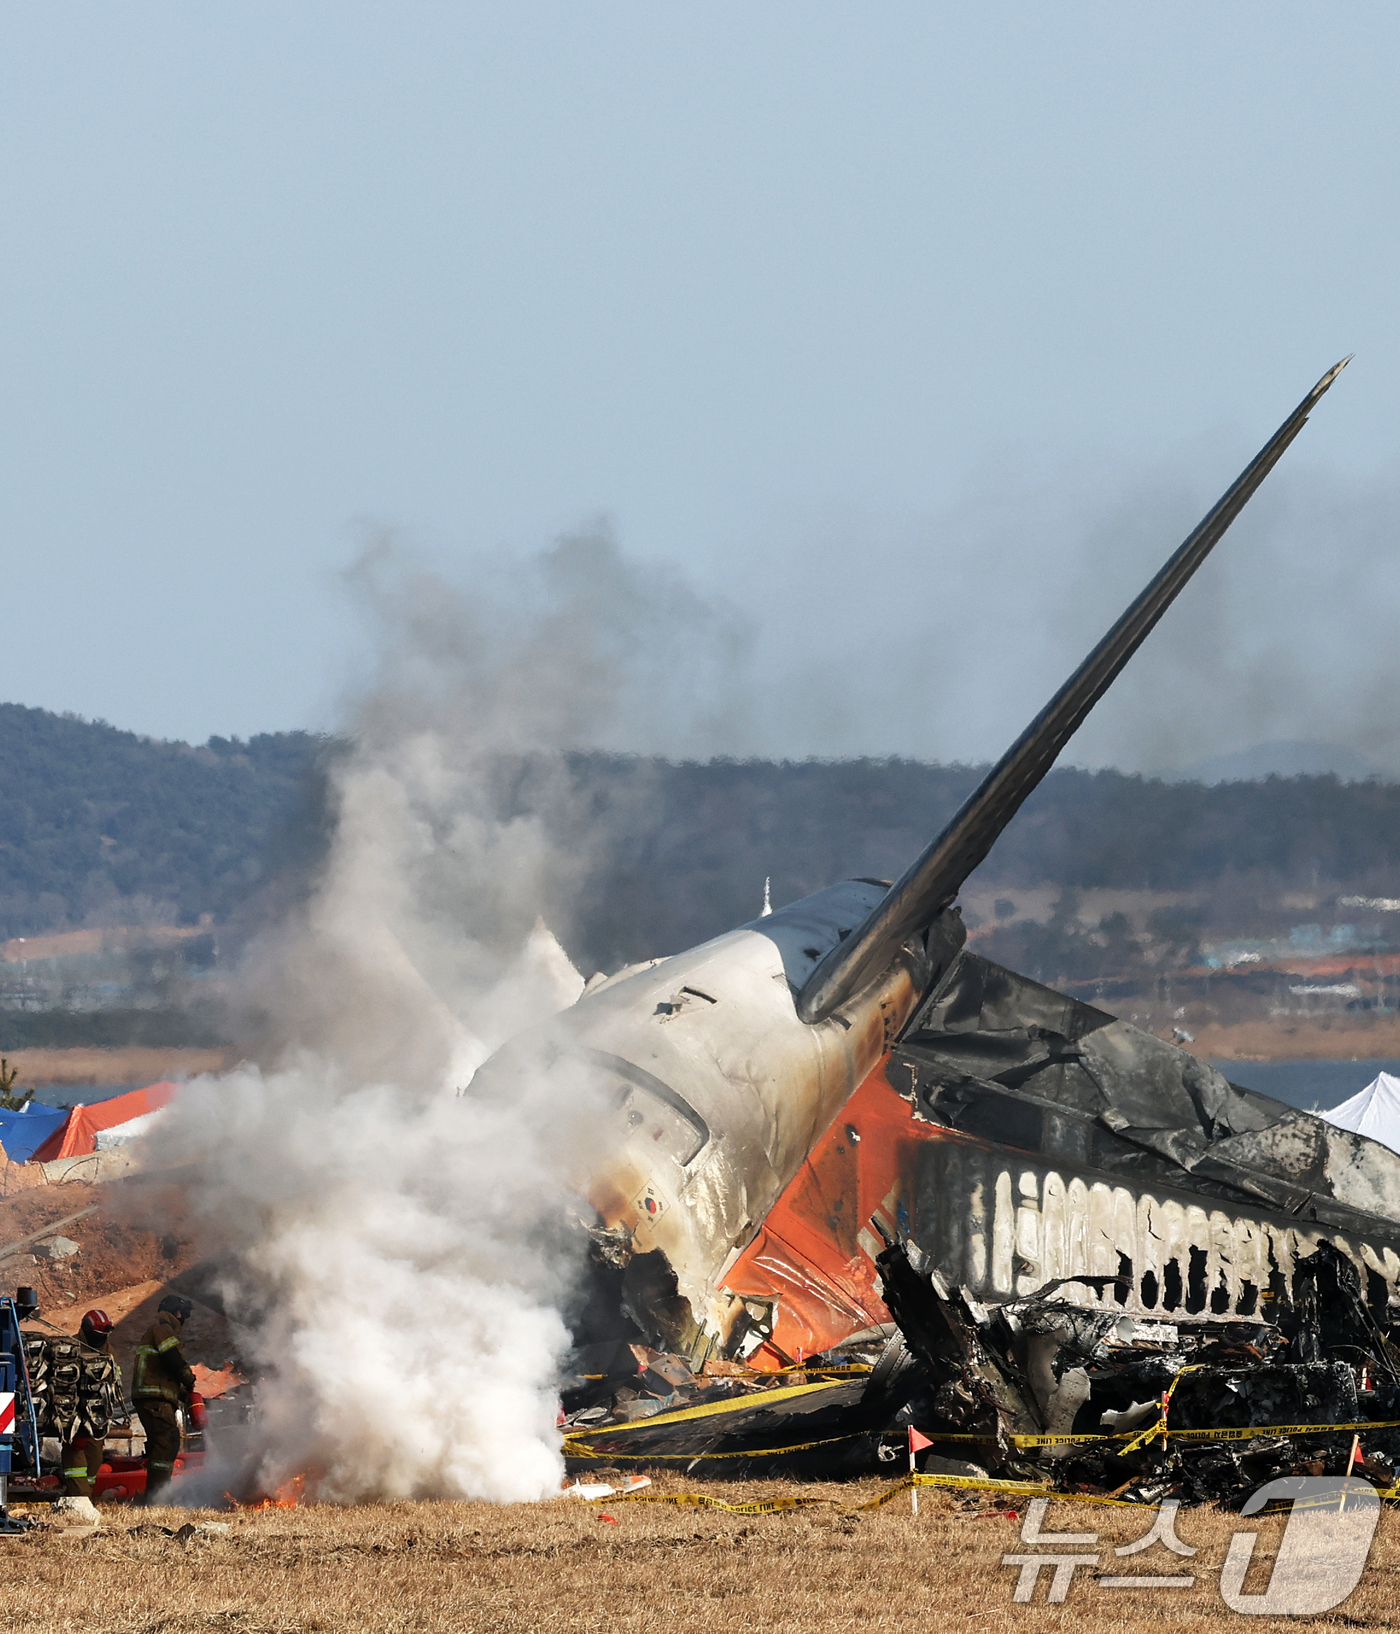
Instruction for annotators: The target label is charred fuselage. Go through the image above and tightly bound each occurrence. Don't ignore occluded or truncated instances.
[473,361,1398,1381]
[536,897,1400,1370]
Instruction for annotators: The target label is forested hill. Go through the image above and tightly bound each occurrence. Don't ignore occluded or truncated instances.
[0,702,322,938]
[5,700,1400,958]
[564,756,1400,966]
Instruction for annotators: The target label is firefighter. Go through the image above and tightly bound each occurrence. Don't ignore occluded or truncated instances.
[60,1308,117,1497]
[132,1294,196,1504]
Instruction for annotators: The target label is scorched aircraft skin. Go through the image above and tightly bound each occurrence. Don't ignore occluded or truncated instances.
[478,359,1400,1372]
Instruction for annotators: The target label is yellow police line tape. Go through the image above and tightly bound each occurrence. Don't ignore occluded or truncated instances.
[563,1379,843,1439]
[584,1470,1400,1517]
[790,1365,874,1376]
[579,1473,1069,1516]
[583,1366,870,1380]
[568,1419,1400,1468]
[563,1369,1400,1471]
[931,1368,1210,1453]
[569,1403,1400,1461]
[562,1378,879,1464]
[564,1433,862,1463]
[1169,1419,1400,1443]
[930,1417,1400,1450]
[1115,1363,1207,1453]
[1113,1352,1390,1456]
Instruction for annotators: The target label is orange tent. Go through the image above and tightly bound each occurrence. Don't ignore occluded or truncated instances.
[31,1081,179,1163]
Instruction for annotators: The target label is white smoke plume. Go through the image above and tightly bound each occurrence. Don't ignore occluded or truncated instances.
[711,453,1400,777]
[148,527,746,1502]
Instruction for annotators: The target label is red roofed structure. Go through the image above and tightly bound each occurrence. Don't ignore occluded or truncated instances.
[31,1081,179,1163]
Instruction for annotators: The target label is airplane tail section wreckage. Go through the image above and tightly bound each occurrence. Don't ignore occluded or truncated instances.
[478,360,1400,1501]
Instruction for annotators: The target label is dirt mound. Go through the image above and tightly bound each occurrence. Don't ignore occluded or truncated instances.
[0,1172,237,1383]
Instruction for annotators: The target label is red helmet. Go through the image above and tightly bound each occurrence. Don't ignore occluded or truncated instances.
[80,1309,113,1336]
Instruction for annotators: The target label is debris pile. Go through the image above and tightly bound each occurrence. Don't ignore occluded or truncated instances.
[563,1234,1400,1507]
[869,1233,1400,1506]
[559,1331,892,1476]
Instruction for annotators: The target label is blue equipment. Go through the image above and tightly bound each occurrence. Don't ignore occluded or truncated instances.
[0,1288,40,1531]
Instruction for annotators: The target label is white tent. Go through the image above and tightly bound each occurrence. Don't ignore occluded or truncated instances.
[94,1107,169,1150]
[1322,1070,1400,1155]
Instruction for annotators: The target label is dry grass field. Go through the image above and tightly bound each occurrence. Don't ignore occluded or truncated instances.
[2,1475,1396,1634]
[1184,1013,1400,1062]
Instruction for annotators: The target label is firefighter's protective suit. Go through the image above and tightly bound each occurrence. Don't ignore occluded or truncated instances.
[132,1310,196,1502]
[52,1319,123,1497]
[60,1435,105,1497]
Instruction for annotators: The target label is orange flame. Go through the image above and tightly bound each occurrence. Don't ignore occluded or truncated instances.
[268,1473,307,1508]
[226,1472,309,1509]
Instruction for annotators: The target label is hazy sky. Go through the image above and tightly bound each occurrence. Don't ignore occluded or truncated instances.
[4,5,1400,769]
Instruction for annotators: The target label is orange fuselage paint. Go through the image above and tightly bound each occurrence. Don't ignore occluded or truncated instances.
[721,1054,943,1365]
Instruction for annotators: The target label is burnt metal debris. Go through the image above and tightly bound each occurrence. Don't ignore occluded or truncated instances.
[892,953,1400,1248]
[870,1231,1400,1507]
[562,1231,1400,1508]
[560,934,1400,1504]
[560,936,1400,1504]
[524,362,1400,1505]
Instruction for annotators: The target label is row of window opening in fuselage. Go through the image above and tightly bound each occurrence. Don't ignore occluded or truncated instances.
[1093,1245,1393,1322]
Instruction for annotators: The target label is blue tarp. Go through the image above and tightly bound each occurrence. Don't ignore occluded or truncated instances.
[0,1102,71,1163]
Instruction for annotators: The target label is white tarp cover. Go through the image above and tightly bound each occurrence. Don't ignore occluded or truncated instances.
[1323,1070,1400,1155]
[93,1107,168,1150]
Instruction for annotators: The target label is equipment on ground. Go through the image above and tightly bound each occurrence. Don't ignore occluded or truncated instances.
[0,1293,41,1532]
[23,1330,125,1446]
